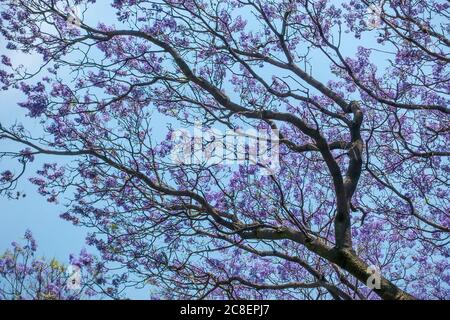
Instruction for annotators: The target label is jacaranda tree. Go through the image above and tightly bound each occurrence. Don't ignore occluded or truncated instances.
[0,0,448,300]
[0,230,117,300]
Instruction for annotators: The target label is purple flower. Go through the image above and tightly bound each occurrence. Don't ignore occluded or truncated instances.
[24,229,37,252]
[18,94,48,117]
[0,170,13,182]
[20,148,35,162]
[1,55,12,67]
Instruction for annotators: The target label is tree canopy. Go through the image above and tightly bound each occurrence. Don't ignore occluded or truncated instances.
[0,0,449,300]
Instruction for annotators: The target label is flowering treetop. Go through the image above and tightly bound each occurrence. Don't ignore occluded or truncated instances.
[0,0,449,300]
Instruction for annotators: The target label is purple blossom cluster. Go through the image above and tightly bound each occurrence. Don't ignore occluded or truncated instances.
[0,230,112,300]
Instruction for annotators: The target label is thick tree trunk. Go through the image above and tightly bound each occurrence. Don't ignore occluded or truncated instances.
[320,247,416,300]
